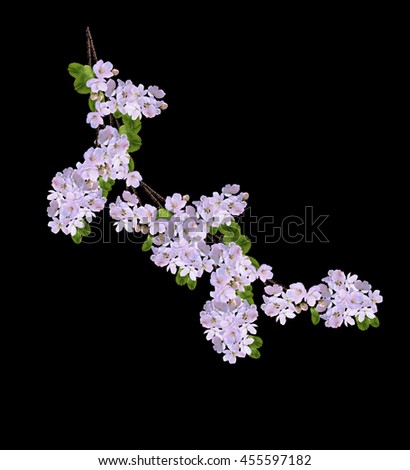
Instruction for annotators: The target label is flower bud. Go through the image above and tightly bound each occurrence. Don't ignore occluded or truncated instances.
[112,68,120,76]
[182,195,190,201]
[300,302,309,311]
[242,192,249,201]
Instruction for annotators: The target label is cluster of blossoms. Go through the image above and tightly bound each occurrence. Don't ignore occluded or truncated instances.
[47,167,105,235]
[261,269,383,328]
[48,54,384,364]
[200,299,258,364]
[86,59,167,128]
[109,184,275,363]
[47,126,142,235]
[110,184,250,278]
[199,244,272,363]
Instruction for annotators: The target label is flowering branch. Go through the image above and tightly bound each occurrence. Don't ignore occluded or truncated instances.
[47,28,383,364]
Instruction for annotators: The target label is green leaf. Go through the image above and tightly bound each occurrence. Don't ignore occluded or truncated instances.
[129,156,135,172]
[68,62,84,78]
[249,349,261,359]
[219,222,241,236]
[310,307,320,325]
[176,269,188,286]
[235,235,252,254]
[356,316,370,331]
[88,97,97,112]
[249,257,260,269]
[209,225,219,235]
[119,126,142,153]
[98,178,110,191]
[71,231,83,244]
[128,133,142,153]
[221,223,241,244]
[113,110,123,119]
[98,177,115,198]
[73,65,95,94]
[248,334,262,358]
[141,234,153,252]
[369,316,380,328]
[187,278,197,290]
[122,115,142,133]
[237,285,254,301]
[237,291,252,300]
[77,221,91,237]
[157,208,173,220]
[249,335,263,349]
[223,233,235,244]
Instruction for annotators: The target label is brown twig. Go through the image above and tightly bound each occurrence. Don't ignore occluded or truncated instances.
[140,181,164,208]
[140,181,165,203]
[86,27,98,65]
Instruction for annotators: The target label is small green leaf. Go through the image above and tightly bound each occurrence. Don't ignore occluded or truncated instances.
[236,235,252,254]
[68,62,84,78]
[248,334,262,358]
[157,208,173,220]
[249,349,261,359]
[88,97,97,112]
[219,222,241,236]
[356,316,370,331]
[122,115,142,133]
[237,290,253,301]
[310,307,320,325]
[129,157,135,172]
[119,126,142,153]
[369,316,380,328]
[237,285,254,301]
[99,178,115,198]
[113,110,123,119]
[127,133,142,153]
[98,177,115,191]
[73,65,95,94]
[209,225,219,235]
[223,233,236,244]
[249,257,260,269]
[249,335,263,349]
[71,231,83,244]
[141,234,153,252]
[98,177,111,192]
[77,221,91,237]
[176,269,188,286]
[221,223,241,244]
[187,278,197,290]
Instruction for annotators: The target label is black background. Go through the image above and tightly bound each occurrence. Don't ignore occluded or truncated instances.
[7,6,406,450]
